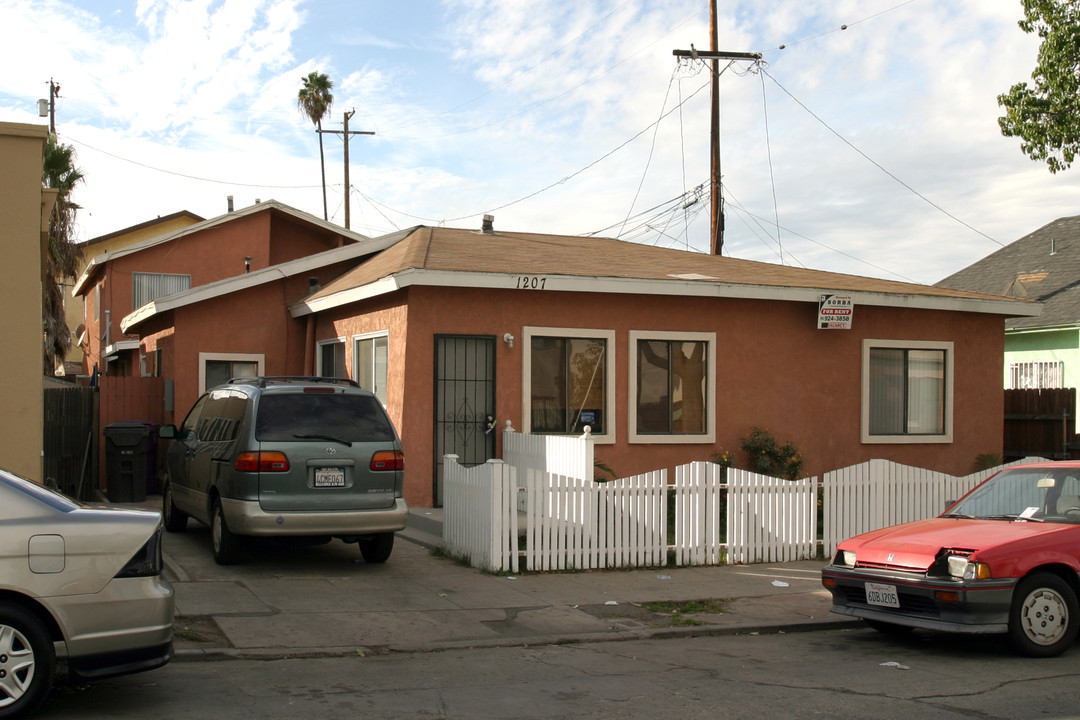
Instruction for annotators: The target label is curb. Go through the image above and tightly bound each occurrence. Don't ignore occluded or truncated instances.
[171,615,860,662]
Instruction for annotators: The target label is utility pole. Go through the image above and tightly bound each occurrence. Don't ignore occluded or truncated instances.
[318,110,374,230]
[674,2,761,256]
[38,78,60,134]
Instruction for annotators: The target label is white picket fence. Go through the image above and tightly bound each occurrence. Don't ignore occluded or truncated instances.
[442,432,1048,572]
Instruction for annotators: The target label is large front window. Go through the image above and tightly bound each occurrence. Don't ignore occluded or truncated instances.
[629,331,715,444]
[863,340,953,443]
[524,328,614,439]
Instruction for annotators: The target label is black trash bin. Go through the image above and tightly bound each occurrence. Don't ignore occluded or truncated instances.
[104,422,153,503]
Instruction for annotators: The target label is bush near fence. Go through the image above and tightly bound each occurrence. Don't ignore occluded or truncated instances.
[443,440,1048,572]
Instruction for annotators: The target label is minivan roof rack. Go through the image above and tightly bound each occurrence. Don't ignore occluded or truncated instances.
[227,376,361,389]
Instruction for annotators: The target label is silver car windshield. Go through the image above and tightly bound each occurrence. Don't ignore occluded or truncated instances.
[0,468,82,512]
[947,468,1080,524]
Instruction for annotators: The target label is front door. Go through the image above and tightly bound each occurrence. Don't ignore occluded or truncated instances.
[433,335,495,506]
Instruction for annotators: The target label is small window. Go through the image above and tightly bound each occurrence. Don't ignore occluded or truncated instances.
[199,353,264,393]
[132,272,191,309]
[629,331,715,444]
[318,339,346,379]
[862,340,953,443]
[524,328,614,438]
[354,334,388,404]
[140,349,161,378]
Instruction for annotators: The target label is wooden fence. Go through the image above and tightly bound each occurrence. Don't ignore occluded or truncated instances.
[443,443,1049,572]
[1004,387,1076,460]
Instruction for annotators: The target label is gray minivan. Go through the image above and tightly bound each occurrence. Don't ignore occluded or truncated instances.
[159,376,407,565]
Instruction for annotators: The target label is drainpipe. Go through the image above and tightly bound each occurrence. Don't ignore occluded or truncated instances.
[304,315,315,376]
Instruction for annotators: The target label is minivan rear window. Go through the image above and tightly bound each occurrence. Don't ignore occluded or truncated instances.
[255,393,397,443]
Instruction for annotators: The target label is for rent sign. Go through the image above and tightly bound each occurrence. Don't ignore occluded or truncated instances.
[818,294,853,329]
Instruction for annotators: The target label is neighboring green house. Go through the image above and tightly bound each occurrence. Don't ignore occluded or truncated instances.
[938,215,1080,412]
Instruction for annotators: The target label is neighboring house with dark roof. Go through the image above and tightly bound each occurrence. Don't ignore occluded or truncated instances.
[121,209,1037,508]
[938,215,1080,419]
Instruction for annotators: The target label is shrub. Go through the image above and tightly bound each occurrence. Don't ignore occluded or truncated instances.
[741,426,804,480]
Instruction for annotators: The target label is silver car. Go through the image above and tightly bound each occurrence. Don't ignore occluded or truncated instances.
[0,468,174,718]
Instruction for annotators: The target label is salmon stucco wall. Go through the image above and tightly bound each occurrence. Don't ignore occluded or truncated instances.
[349,285,1005,507]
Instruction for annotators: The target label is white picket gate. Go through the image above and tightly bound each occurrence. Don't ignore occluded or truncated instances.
[441,456,519,572]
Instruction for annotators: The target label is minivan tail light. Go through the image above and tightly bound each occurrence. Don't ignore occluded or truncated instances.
[234,451,290,473]
[370,450,404,472]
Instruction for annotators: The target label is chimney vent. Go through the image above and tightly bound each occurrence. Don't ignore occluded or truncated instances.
[481,214,495,234]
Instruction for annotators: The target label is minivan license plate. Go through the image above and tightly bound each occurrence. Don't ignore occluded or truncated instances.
[865,582,900,608]
[314,468,345,487]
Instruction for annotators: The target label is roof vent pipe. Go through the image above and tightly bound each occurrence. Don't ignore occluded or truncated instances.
[1051,238,1057,255]
[482,214,494,234]
[308,277,321,294]
[227,195,234,212]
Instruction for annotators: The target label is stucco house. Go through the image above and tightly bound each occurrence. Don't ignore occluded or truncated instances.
[0,122,56,481]
[938,215,1080,420]
[73,200,375,380]
[62,210,204,376]
[112,206,1037,508]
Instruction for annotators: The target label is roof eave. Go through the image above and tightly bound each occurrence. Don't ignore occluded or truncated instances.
[289,268,1043,318]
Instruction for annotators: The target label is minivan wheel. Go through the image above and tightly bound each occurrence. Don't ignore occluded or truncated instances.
[1008,572,1079,657]
[358,533,394,564]
[211,499,242,565]
[0,601,55,719]
[162,481,188,533]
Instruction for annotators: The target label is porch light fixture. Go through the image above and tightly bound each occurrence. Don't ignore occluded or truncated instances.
[503,333,514,348]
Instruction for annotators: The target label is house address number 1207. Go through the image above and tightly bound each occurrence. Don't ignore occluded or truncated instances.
[515,276,547,290]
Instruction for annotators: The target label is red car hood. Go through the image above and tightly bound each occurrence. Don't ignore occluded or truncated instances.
[842,517,1074,571]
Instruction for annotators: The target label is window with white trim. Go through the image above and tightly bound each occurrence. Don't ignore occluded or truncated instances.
[318,338,347,379]
[1009,360,1064,389]
[862,339,953,443]
[354,333,388,404]
[132,272,191,309]
[524,327,614,440]
[629,331,716,444]
[199,352,264,393]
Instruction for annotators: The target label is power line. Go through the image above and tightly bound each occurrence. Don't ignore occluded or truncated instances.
[760,69,1004,248]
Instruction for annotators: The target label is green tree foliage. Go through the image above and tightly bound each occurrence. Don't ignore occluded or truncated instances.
[998,0,1080,173]
[297,72,334,219]
[42,135,84,373]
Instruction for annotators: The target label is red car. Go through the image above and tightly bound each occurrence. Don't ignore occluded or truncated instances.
[822,461,1080,657]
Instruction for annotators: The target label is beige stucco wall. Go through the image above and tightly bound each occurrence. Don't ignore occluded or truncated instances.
[0,122,50,481]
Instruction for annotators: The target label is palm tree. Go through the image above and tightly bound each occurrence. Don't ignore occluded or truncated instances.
[297,72,334,221]
[41,134,84,374]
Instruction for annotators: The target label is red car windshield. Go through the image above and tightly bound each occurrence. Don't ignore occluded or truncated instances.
[948,467,1080,524]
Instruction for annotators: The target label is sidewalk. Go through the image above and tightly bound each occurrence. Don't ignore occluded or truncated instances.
[163,507,855,661]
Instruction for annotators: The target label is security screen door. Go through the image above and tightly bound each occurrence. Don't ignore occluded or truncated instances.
[433,335,495,505]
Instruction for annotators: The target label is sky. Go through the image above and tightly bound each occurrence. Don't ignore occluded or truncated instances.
[1,0,1077,285]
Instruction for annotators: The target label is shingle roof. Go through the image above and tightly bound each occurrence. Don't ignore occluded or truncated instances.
[295,225,1038,316]
[937,215,1080,330]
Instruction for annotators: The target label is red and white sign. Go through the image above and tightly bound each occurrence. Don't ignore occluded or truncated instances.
[818,294,853,330]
